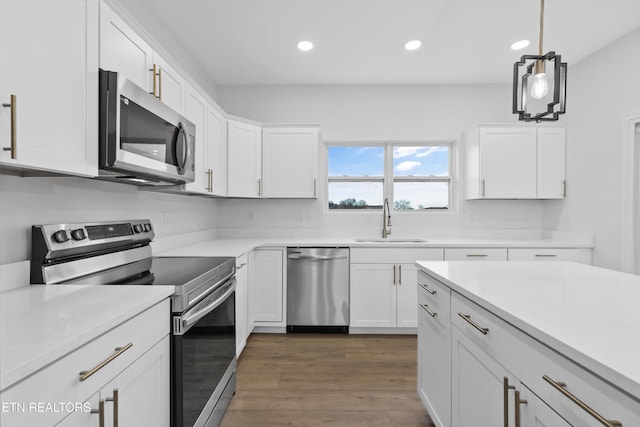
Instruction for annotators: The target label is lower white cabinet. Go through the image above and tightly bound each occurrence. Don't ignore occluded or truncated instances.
[1,300,170,427]
[507,248,587,263]
[235,253,249,356]
[350,248,443,330]
[251,248,285,326]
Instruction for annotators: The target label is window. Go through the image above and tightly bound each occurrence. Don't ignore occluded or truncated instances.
[327,143,452,211]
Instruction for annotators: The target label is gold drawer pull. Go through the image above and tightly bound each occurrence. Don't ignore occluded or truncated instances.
[457,312,489,335]
[418,283,436,295]
[79,343,133,382]
[419,303,437,318]
[543,375,622,427]
[91,399,105,427]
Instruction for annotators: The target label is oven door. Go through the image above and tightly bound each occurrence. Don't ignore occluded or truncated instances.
[99,69,195,185]
[172,278,236,427]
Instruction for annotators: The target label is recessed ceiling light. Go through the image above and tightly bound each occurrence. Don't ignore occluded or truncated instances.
[297,40,313,52]
[510,40,530,50]
[404,40,422,51]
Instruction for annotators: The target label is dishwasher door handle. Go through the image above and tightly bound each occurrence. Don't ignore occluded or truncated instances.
[288,254,349,261]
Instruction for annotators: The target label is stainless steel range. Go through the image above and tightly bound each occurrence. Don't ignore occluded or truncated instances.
[30,220,237,427]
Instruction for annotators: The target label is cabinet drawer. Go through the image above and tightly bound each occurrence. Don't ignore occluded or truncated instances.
[508,248,580,262]
[350,248,443,264]
[444,248,507,261]
[417,271,450,324]
[1,300,169,426]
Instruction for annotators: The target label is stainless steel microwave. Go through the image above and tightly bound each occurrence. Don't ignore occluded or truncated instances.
[98,69,195,186]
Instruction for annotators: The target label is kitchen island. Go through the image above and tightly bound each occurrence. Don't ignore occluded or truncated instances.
[415,261,640,427]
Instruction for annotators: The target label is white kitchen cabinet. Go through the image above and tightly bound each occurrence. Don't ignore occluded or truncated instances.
[0,0,98,177]
[350,248,443,330]
[100,1,185,114]
[227,119,262,198]
[183,84,208,194]
[507,248,586,263]
[251,249,285,325]
[465,126,566,199]
[444,248,508,261]
[206,105,227,196]
[99,1,152,90]
[235,253,249,356]
[417,272,451,427]
[1,300,170,426]
[261,125,319,198]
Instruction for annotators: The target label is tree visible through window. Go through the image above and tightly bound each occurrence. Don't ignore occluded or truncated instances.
[327,143,452,210]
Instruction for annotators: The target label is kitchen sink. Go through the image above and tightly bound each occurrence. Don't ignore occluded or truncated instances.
[353,238,428,243]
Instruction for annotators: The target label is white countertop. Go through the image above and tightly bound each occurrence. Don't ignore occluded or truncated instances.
[415,261,640,400]
[0,285,174,392]
[156,237,593,258]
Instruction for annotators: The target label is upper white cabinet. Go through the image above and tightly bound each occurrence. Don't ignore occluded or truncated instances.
[0,0,98,176]
[183,84,208,194]
[465,126,566,199]
[262,125,319,198]
[227,119,262,198]
[206,104,227,196]
[99,1,185,114]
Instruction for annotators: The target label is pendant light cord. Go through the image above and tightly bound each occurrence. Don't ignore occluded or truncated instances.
[538,0,545,56]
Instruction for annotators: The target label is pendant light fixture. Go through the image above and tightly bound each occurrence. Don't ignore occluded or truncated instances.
[513,0,567,122]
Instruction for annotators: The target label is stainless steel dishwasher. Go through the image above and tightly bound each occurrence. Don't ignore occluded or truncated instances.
[287,247,350,333]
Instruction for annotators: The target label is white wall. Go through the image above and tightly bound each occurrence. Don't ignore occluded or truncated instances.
[543,27,640,270]
[0,173,218,265]
[215,84,553,240]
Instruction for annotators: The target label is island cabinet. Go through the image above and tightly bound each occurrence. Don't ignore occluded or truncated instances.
[227,119,262,198]
[1,300,170,427]
[465,126,566,199]
[417,267,640,427]
[350,248,443,331]
[0,0,99,177]
[261,125,319,198]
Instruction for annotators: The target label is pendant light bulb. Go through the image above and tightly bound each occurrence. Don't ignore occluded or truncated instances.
[530,60,549,99]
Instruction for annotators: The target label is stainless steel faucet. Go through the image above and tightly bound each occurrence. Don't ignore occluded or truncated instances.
[382,198,392,238]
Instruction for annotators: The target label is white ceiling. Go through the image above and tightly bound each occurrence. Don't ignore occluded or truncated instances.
[118,0,640,86]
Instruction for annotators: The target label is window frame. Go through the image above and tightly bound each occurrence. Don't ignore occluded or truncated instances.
[325,140,455,213]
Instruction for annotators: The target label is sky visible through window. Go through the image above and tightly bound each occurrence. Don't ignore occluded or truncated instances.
[328,145,450,210]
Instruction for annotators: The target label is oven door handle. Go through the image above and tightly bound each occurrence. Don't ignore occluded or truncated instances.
[175,278,236,335]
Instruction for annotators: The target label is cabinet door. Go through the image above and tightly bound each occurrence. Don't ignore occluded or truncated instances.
[418,292,451,427]
[152,53,185,115]
[252,249,284,323]
[262,127,318,198]
[99,1,152,91]
[518,384,571,427]
[247,251,257,332]
[349,264,396,328]
[207,105,227,196]
[227,120,262,198]
[396,263,418,327]
[0,0,98,176]
[101,335,170,427]
[452,326,513,427]
[183,84,208,194]
[537,128,566,198]
[235,259,248,356]
[479,127,537,198]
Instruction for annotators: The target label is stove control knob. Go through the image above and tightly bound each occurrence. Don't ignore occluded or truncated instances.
[133,224,144,233]
[71,228,86,241]
[52,230,69,244]
[143,224,151,232]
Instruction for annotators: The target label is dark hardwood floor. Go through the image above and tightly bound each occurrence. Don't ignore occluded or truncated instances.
[221,333,435,426]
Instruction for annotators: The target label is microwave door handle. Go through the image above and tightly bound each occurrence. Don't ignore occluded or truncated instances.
[175,279,236,335]
[176,123,189,175]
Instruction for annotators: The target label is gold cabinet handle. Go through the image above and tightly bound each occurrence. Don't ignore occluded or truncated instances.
[393,264,396,285]
[466,254,488,257]
[105,389,119,427]
[419,283,436,295]
[481,179,486,197]
[543,375,622,427]
[419,303,437,318]
[206,169,213,192]
[458,312,489,335]
[257,178,261,196]
[79,343,133,382]
[150,64,158,98]
[398,265,402,285]
[563,179,567,197]
[158,67,162,101]
[91,400,105,427]
[2,94,16,159]
[514,389,527,427]
[503,377,515,427]
[313,178,317,197]
[534,254,557,257]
